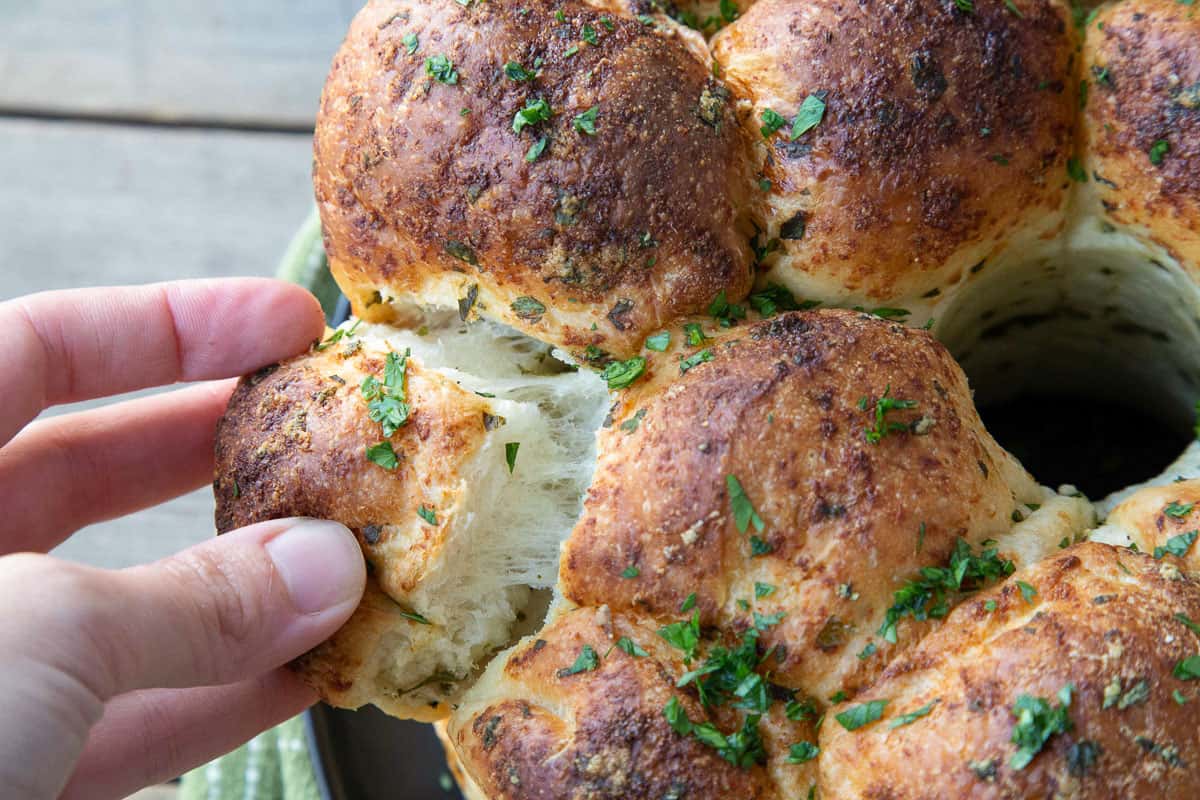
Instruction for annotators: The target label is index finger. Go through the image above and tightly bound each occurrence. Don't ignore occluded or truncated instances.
[0,278,325,445]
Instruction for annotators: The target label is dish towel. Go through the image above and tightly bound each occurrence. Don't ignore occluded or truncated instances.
[179,207,334,800]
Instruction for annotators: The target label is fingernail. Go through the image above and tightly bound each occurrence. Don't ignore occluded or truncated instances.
[266,519,364,614]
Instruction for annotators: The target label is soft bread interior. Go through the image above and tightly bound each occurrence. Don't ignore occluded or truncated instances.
[350,313,609,708]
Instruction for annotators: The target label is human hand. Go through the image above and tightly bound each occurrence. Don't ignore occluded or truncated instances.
[0,280,366,800]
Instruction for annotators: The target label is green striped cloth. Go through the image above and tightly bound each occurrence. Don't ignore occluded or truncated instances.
[179,207,335,800]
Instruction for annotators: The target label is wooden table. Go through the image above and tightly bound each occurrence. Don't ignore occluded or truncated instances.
[0,1,352,571]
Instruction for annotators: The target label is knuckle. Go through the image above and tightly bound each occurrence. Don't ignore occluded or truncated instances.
[163,545,270,673]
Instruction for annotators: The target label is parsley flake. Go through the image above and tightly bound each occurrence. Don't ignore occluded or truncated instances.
[645,331,670,351]
[417,505,437,525]
[525,136,548,162]
[1154,530,1198,559]
[365,441,399,470]
[1149,139,1170,166]
[573,105,598,135]
[620,563,640,579]
[680,592,698,613]
[878,538,1015,643]
[679,348,714,374]
[754,582,775,598]
[616,636,648,657]
[1017,580,1038,604]
[860,385,918,444]
[504,61,533,81]
[425,54,458,84]
[362,350,411,437]
[835,699,889,731]
[1174,655,1200,680]
[788,741,819,763]
[760,108,788,138]
[602,356,646,389]
[1009,685,1074,770]
[1165,501,1195,518]
[658,612,702,661]
[889,700,937,728]
[402,32,419,55]
[791,93,826,139]
[726,475,765,533]
[505,442,520,473]
[512,98,552,134]
[558,645,600,677]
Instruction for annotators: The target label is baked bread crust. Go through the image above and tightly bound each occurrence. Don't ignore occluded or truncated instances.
[713,0,1077,304]
[819,542,1200,798]
[315,0,756,358]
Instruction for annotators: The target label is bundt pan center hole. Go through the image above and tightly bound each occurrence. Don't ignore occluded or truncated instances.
[939,239,1200,501]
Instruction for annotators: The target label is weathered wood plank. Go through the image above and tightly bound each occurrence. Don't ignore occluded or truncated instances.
[0,0,352,127]
[1,118,318,568]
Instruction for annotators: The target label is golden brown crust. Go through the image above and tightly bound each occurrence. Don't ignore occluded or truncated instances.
[819,543,1200,799]
[1081,0,1200,270]
[1102,479,1200,572]
[315,0,755,358]
[561,309,1048,699]
[448,606,812,800]
[214,337,491,599]
[713,0,1077,302]
[214,336,502,719]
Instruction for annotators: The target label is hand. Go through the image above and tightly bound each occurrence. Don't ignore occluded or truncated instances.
[0,280,366,800]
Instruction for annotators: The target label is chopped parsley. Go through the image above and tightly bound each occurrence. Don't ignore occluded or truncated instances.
[658,612,702,661]
[425,54,458,84]
[754,582,775,598]
[602,356,646,389]
[620,408,647,433]
[505,442,520,473]
[788,741,819,763]
[511,295,546,320]
[1154,530,1198,559]
[750,536,773,556]
[954,0,974,11]
[525,136,548,162]
[835,699,888,731]
[615,636,648,657]
[1017,580,1038,604]
[791,93,826,139]
[878,538,1015,643]
[708,290,747,326]
[663,698,766,768]
[683,322,708,346]
[1009,685,1074,770]
[1149,139,1170,166]
[748,283,817,316]
[572,105,598,135]
[581,24,599,44]
[889,700,937,728]
[504,61,534,81]
[362,350,411,437]
[760,108,788,138]
[679,348,714,374]
[512,98,552,134]
[620,563,640,579]
[399,609,431,625]
[1174,655,1200,680]
[417,505,437,525]
[315,318,362,351]
[1067,157,1088,182]
[680,593,697,613]
[1004,0,1024,16]
[558,645,600,677]
[402,32,419,55]
[859,385,918,444]
[726,475,765,533]
[365,441,399,470]
[857,642,877,660]
[645,330,671,351]
[1165,501,1195,518]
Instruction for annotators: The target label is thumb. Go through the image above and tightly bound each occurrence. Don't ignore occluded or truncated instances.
[0,517,365,703]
